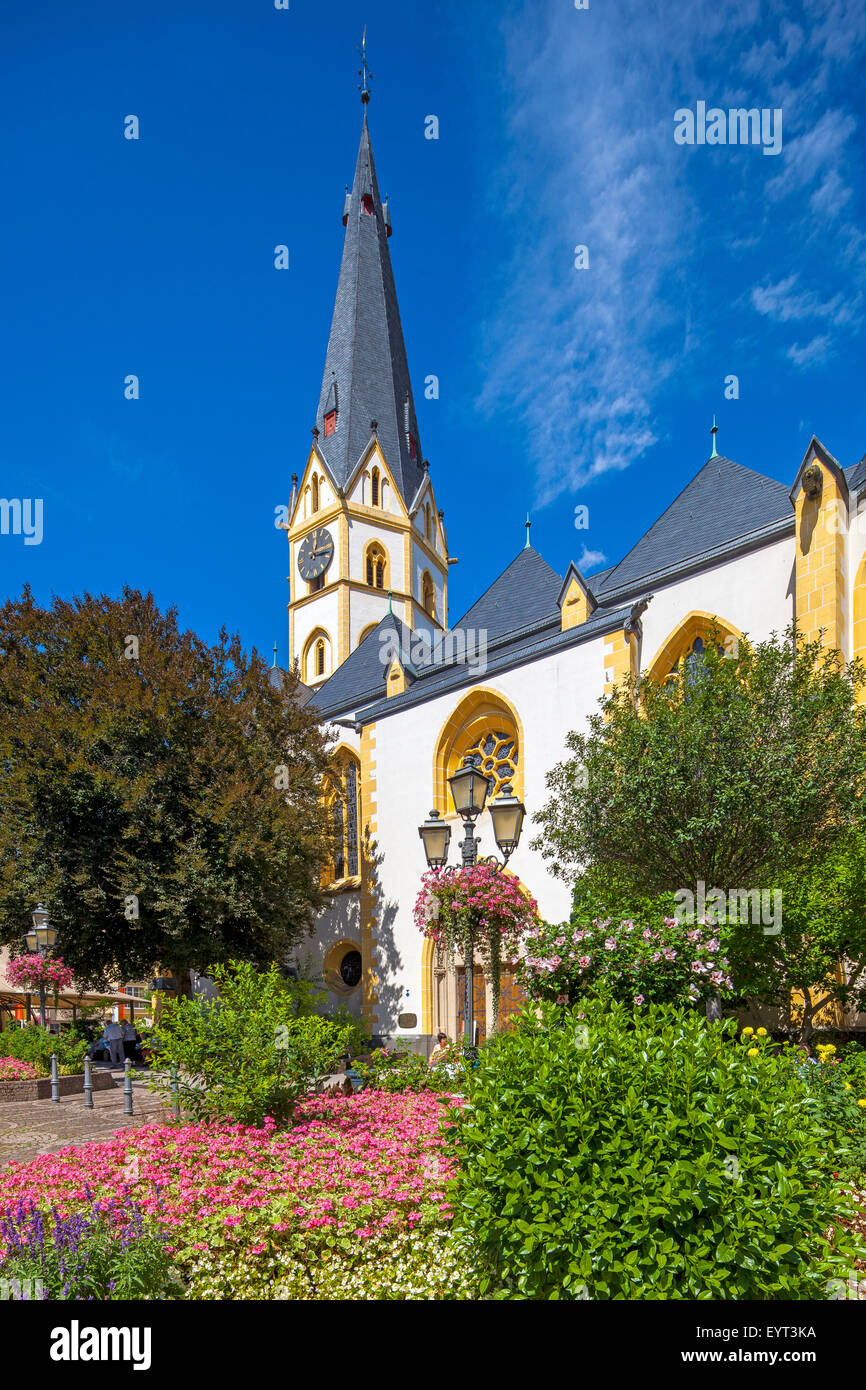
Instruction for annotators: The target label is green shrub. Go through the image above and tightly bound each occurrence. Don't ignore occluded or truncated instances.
[147,960,354,1127]
[790,1044,866,1181]
[0,1028,88,1077]
[354,1040,471,1094]
[448,1000,863,1299]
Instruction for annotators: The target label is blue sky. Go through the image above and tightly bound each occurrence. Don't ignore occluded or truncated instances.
[2,0,864,661]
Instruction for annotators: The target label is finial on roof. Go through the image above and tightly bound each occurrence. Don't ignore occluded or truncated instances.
[387,589,393,615]
[272,642,278,669]
[710,415,719,458]
[357,27,372,105]
[524,513,531,549]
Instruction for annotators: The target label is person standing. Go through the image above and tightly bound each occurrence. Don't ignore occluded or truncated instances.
[121,1018,137,1063]
[104,1018,124,1068]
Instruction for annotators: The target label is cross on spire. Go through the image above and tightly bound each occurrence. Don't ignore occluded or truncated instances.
[357,27,372,105]
[710,415,719,458]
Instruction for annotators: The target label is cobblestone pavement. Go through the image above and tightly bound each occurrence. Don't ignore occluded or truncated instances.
[0,1071,167,1167]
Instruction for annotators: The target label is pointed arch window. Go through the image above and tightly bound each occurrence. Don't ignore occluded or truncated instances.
[303,629,332,684]
[325,754,361,882]
[422,570,436,619]
[311,475,320,512]
[371,467,380,508]
[424,504,432,541]
[365,542,388,590]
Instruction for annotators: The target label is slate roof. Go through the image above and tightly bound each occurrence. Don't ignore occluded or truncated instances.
[593,455,793,599]
[846,453,866,495]
[451,547,565,641]
[311,612,411,720]
[314,115,425,506]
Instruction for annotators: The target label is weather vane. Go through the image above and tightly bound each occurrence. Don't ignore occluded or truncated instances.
[357,27,372,105]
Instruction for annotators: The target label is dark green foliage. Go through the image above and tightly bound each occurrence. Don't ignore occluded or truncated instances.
[0,587,330,987]
[448,1001,863,1299]
[794,1046,866,1182]
[0,1027,88,1077]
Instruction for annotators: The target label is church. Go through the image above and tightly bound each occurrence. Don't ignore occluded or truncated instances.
[276,101,866,1051]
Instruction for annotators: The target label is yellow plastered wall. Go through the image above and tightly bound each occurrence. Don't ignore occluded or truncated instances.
[359,723,379,1030]
[386,655,409,696]
[795,471,846,653]
[421,935,434,1036]
[561,576,594,630]
[603,629,636,698]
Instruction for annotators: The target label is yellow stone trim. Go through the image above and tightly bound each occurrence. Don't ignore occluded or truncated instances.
[794,466,846,654]
[386,654,410,696]
[645,611,746,684]
[432,686,525,813]
[421,936,434,1035]
[561,575,595,630]
[301,625,333,685]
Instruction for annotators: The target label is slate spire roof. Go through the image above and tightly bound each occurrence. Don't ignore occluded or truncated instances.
[314,113,425,504]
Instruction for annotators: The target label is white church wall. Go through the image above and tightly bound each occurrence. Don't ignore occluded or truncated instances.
[638,536,796,671]
[369,634,608,1036]
[347,517,406,591]
[297,892,365,1020]
[294,592,340,683]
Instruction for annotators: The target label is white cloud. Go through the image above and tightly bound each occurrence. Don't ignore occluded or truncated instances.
[472,0,865,505]
[787,335,832,368]
[577,546,607,572]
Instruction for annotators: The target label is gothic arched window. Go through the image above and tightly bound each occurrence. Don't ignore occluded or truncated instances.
[365,542,388,589]
[422,570,436,619]
[371,467,380,508]
[325,754,361,882]
[311,475,320,513]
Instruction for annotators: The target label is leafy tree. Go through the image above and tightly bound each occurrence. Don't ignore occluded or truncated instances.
[0,586,330,989]
[532,626,866,1036]
[533,625,866,893]
[728,830,866,1042]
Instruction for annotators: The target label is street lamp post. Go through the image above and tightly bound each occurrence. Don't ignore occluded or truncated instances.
[419,760,526,1052]
[25,903,57,1029]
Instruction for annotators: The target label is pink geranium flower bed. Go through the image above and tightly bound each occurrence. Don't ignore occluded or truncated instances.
[0,1058,39,1081]
[0,1091,458,1260]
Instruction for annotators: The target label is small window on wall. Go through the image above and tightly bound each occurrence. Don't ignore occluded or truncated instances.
[371,467,380,507]
[311,475,320,512]
[315,640,326,677]
[339,950,362,988]
[362,194,374,215]
[323,410,336,438]
[366,543,387,589]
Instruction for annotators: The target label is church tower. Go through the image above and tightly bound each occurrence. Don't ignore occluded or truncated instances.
[285,99,449,690]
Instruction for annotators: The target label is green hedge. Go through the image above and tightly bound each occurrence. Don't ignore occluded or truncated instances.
[0,1027,88,1077]
[448,1001,864,1299]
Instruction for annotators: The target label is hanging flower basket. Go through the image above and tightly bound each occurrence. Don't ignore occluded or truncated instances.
[5,955,75,993]
[414,864,538,1029]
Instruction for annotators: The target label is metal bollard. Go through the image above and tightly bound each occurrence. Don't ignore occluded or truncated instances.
[83,1055,93,1110]
[123,1059,133,1117]
[171,1065,181,1120]
[50,1053,60,1104]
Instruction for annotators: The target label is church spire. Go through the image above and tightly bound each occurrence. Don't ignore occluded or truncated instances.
[314,109,425,506]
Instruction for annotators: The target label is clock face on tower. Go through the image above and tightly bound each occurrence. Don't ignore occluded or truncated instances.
[297,526,335,581]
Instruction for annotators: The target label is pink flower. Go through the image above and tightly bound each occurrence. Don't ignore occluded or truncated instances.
[604,938,616,951]
[634,995,644,1006]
